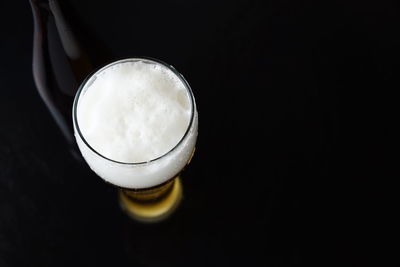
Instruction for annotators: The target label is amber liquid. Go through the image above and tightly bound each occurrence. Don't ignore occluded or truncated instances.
[119,177,183,223]
[118,149,195,223]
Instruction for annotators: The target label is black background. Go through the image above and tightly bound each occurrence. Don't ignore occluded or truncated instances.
[0,0,399,266]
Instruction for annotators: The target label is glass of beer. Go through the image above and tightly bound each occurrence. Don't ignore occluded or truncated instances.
[72,58,198,223]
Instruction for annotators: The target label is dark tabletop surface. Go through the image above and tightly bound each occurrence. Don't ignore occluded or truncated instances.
[0,0,399,266]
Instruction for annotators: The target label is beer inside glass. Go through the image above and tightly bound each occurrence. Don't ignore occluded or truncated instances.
[72,58,198,222]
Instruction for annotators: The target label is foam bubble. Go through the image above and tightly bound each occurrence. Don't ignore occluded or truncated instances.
[74,59,197,189]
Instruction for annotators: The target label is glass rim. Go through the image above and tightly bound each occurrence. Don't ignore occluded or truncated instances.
[72,57,196,166]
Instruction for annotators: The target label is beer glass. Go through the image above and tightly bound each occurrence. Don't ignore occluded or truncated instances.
[72,58,198,222]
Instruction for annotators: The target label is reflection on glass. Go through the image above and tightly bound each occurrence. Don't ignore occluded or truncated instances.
[73,58,198,222]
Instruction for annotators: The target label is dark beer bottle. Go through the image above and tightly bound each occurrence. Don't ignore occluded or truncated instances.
[30,0,94,160]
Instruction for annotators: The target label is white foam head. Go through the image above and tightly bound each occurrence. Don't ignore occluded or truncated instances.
[73,58,198,189]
